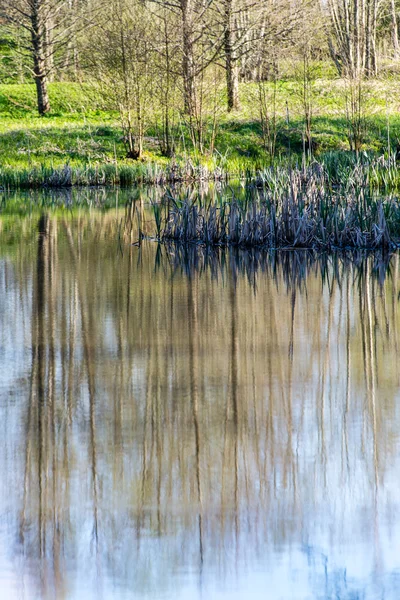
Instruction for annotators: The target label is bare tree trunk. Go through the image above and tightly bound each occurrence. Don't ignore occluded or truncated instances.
[354,0,361,75]
[391,0,400,56]
[225,50,239,112]
[371,0,378,75]
[137,100,144,158]
[31,0,51,115]
[364,0,378,76]
[224,0,240,111]
[365,0,372,75]
[46,15,54,82]
[326,0,380,78]
[361,0,366,68]
[181,0,196,115]
[61,0,81,79]
[162,12,173,156]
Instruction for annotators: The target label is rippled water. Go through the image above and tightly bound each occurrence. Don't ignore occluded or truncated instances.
[1,207,400,599]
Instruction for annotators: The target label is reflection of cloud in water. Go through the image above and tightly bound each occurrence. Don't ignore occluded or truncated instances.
[0,215,399,599]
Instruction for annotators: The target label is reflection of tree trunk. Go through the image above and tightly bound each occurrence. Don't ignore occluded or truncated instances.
[285,286,295,495]
[139,346,152,537]
[22,216,49,550]
[251,287,263,494]
[154,323,163,535]
[342,272,351,477]
[113,318,124,494]
[187,273,203,562]
[67,283,78,426]
[359,270,368,456]
[229,275,239,550]
[84,288,99,542]
[37,215,49,555]
[47,216,59,579]
[64,222,99,542]
[266,276,285,495]
[22,337,38,542]
[365,265,378,488]
[392,254,399,356]
[318,284,335,487]
[23,215,62,587]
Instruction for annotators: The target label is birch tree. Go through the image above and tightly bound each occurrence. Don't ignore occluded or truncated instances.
[389,0,400,57]
[325,0,381,77]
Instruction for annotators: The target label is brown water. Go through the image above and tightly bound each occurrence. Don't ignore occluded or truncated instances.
[1,212,400,599]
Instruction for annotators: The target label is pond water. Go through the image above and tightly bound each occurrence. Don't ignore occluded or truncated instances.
[1,200,400,599]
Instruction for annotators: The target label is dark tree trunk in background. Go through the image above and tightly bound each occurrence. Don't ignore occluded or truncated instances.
[225,56,239,111]
[34,61,50,116]
[31,0,51,114]
[182,0,196,115]
[224,0,240,111]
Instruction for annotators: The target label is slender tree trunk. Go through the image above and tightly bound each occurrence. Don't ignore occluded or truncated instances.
[364,0,376,76]
[137,99,144,158]
[181,0,195,115]
[370,0,378,75]
[225,50,239,112]
[163,13,172,156]
[327,0,380,78]
[31,0,51,115]
[224,0,240,111]
[354,0,361,75]
[46,16,54,82]
[391,0,400,56]
[361,0,366,69]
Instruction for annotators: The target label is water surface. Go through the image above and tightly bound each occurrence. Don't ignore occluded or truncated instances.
[0,206,400,599]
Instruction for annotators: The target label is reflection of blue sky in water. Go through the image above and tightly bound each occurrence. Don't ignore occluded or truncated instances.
[0,218,400,599]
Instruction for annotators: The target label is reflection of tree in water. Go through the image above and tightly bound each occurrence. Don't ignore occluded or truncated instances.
[2,215,400,598]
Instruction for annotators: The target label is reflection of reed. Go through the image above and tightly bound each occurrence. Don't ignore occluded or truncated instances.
[164,243,395,291]
[4,217,400,597]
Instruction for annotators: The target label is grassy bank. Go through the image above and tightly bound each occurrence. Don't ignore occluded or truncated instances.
[2,79,400,189]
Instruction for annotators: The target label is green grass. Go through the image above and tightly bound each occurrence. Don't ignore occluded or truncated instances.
[2,78,400,188]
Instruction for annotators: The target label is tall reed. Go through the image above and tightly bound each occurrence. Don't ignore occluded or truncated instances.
[157,164,400,249]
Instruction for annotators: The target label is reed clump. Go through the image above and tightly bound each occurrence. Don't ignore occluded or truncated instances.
[0,160,226,190]
[158,164,400,249]
[3,151,400,192]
